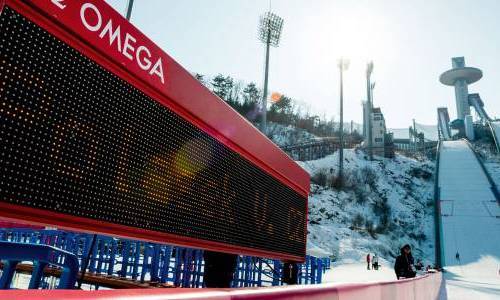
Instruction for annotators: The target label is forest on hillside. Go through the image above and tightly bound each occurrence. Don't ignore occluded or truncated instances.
[194,73,362,140]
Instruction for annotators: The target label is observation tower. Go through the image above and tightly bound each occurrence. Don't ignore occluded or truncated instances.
[439,57,482,120]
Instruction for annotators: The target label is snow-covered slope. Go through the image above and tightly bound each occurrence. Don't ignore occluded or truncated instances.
[265,122,318,147]
[299,149,436,268]
[438,141,500,299]
[473,141,500,187]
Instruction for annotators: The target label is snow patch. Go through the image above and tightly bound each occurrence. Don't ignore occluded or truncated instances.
[301,149,436,267]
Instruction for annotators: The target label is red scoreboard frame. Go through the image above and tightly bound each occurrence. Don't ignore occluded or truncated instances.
[0,0,309,261]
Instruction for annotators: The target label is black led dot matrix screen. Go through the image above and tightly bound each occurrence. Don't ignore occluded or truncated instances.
[0,7,306,258]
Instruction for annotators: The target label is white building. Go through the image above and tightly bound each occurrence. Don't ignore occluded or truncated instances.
[371,107,386,148]
[363,103,392,157]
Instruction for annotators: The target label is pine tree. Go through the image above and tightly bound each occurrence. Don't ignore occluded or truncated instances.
[211,74,228,100]
[242,82,260,105]
[194,73,205,85]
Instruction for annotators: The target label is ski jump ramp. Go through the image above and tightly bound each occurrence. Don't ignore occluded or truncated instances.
[469,94,492,122]
[437,140,500,299]
[489,121,500,153]
[468,94,500,153]
[437,108,452,140]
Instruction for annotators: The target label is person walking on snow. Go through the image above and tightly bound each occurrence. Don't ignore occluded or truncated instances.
[366,253,371,270]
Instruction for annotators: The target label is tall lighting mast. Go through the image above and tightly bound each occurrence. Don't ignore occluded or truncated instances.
[338,58,350,183]
[366,61,374,161]
[258,12,284,134]
[125,0,134,21]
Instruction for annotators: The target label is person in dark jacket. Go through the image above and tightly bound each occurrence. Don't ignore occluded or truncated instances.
[394,244,416,279]
[203,251,238,288]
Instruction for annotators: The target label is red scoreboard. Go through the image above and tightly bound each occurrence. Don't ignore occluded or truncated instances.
[0,0,309,261]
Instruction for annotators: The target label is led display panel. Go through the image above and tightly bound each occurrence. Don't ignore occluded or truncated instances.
[0,3,307,260]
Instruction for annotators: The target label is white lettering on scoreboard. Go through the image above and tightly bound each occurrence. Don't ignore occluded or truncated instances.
[50,0,165,85]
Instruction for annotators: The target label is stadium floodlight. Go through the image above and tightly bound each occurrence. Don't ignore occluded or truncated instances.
[259,12,284,47]
[258,12,284,134]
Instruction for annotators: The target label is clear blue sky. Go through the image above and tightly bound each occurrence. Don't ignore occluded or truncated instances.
[106,0,500,128]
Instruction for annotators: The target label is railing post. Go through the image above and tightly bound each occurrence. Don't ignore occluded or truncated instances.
[28,261,48,289]
[108,240,117,276]
[272,260,281,286]
[0,260,19,289]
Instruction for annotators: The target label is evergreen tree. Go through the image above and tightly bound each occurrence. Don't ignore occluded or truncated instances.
[242,82,260,105]
[194,73,206,85]
[211,74,228,100]
[224,76,237,105]
[241,82,261,117]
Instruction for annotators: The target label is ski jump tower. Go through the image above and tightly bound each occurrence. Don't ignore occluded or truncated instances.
[439,57,483,140]
[439,57,483,120]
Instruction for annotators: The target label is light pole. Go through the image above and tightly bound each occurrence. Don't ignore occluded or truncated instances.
[258,12,284,134]
[413,118,417,153]
[125,0,134,21]
[370,82,376,108]
[338,58,349,183]
[366,61,374,161]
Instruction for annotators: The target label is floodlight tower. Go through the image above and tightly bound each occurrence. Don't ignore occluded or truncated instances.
[439,57,482,120]
[125,0,134,21]
[338,58,350,183]
[366,61,374,161]
[258,11,284,134]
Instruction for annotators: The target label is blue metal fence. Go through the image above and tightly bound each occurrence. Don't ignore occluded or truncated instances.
[0,241,79,289]
[0,228,330,289]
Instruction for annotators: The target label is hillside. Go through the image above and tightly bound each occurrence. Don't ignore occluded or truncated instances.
[265,122,318,146]
[299,149,436,267]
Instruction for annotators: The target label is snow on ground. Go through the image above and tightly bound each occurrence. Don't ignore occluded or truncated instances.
[322,263,397,283]
[474,141,500,187]
[265,122,318,147]
[438,141,500,299]
[440,257,500,300]
[299,149,436,268]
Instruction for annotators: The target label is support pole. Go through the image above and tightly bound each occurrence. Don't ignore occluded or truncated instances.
[413,119,417,153]
[366,62,373,161]
[338,64,344,183]
[261,27,271,134]
[125,0,134,21]
[78,234,97,289]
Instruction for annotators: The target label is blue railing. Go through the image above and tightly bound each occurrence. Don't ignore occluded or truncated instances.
[0,241,79,289]
[0,229,330,289]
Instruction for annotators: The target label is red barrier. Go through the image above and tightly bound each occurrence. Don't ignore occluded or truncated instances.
[0,217,44,229]
[0,273,443,300]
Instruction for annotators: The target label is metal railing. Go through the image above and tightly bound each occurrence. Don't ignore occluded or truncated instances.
[433,140,443,267]
[0,241,79,289]
[0,229,330,289]
[280,139,357,161]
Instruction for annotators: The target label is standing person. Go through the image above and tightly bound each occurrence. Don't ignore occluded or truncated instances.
[366,253,371,270]
[203,251,238,288]
[372,254,379,270]
[455,251,460,261]
[394,244,416,279]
